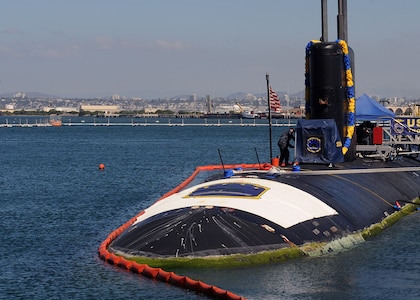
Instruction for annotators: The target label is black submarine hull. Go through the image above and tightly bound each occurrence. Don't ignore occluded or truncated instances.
[109,157,420,259]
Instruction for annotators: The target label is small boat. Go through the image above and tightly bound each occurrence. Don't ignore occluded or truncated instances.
[49,119,62,126]
[241,111,259,119]
[270,111,286,119]
[235,102,259,119]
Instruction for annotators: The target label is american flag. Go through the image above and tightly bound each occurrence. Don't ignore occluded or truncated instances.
[269,86,282,112]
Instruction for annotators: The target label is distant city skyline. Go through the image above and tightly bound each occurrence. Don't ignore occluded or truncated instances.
[1,1,420,99]
[1,89,418,103]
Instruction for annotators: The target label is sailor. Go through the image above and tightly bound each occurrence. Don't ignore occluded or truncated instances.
[359,121,373,145]
[278,128,295,167]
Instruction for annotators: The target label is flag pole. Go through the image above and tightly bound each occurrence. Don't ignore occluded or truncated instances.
[266,73,273,161]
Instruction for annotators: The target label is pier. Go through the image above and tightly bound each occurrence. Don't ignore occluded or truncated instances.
[0,117,297,128]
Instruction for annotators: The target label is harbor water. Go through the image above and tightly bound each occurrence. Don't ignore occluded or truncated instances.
[0,117,419,300]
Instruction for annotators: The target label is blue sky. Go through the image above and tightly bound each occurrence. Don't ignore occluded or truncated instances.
[1,0,419,99]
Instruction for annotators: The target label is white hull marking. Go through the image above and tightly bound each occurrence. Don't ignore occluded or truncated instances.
[134,178,338,228]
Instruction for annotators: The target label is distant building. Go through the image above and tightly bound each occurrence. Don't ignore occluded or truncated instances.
[13,92,26,98]
[245,93,256,101]
[80,105,120,113]
[5,103,15,110]
[414,104,420,116]
[190,94,197,102]
[144,108,159,113]
[42,106,79,113]
[56,107,80,113]
[205,95,213,113]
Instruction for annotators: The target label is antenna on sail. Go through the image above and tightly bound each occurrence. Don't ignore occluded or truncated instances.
[321,0,328,41]
[321,0,348,42]
[337,0,348,41]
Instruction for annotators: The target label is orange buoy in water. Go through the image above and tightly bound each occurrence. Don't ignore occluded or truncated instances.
[99,163,105,170]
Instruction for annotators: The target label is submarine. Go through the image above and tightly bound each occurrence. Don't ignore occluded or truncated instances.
[99,1,420,296]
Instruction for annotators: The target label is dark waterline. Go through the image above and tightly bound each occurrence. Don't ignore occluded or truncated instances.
[0,123,419,300]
